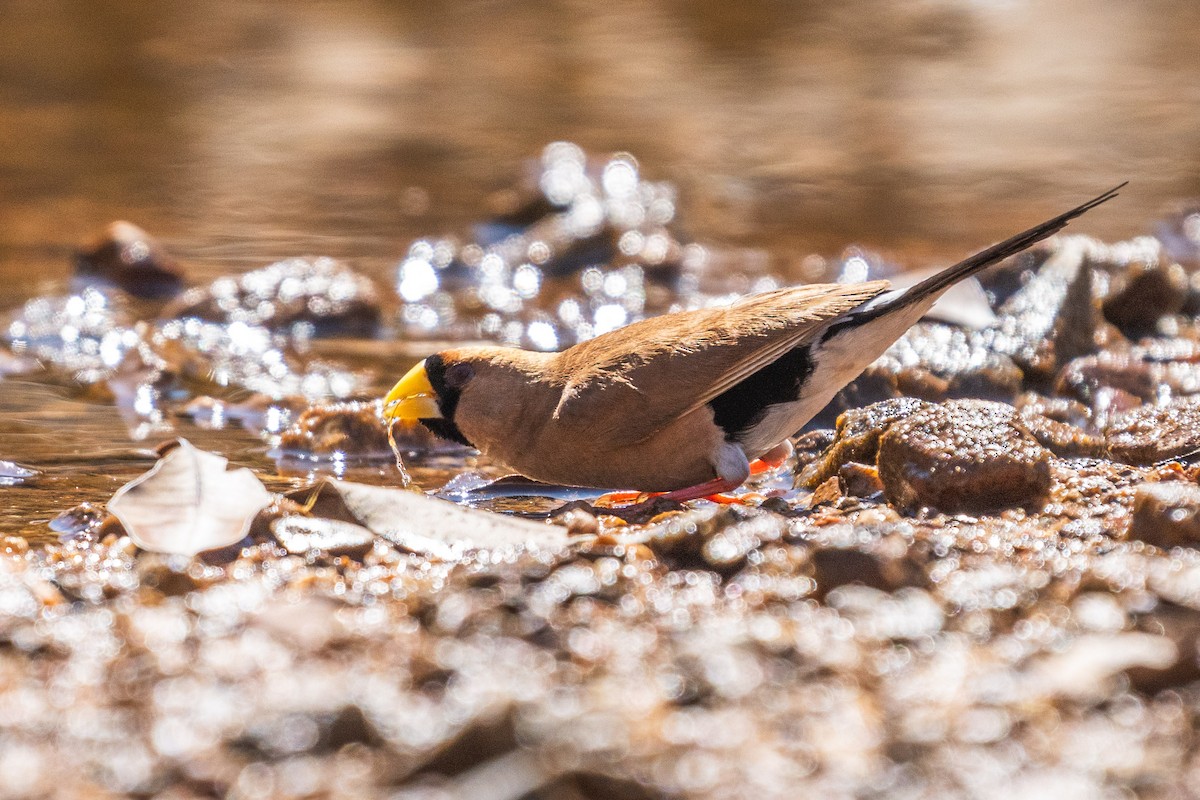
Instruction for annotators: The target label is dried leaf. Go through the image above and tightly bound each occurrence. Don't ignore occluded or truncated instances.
[311,479,569,559]
[271,516,375,558]
[108,438,273,555]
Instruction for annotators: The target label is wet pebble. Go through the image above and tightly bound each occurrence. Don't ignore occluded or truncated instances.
[48,502,105,538]
[979,236,1101,380]
[179,393,306,435]
[2,287,135,381]
[1057,340,1200,409]
[1105,397,1200,465]
[395,143,695,351]
[877,399,1052,514]
[1126,482,1200,547]
[808,476,844,508]
[1015,409,1107,459]
[799,397,931,488]
[881,323,1024,400]
[165,256,382,337]
[1102,259,1188,339]
[74,220,185,300]
[838,462,884,498]
[277,400,393,463]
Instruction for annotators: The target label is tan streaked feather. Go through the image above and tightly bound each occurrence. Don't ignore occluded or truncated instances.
[547,280,890,445]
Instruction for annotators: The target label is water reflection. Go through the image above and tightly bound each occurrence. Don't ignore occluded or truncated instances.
[2,0,1196,297]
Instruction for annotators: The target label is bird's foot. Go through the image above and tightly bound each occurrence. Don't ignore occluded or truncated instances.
[751,441,794,473]
[592,458,791,513]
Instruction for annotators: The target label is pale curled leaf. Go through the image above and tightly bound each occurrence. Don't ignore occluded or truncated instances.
[271,516,375,558]
[317,479,569,559]
[109,438,273,555]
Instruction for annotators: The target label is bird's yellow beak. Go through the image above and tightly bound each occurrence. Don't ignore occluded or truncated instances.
[383,359,443,421]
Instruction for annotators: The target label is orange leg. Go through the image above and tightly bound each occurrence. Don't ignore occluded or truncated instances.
[594,441,793,509]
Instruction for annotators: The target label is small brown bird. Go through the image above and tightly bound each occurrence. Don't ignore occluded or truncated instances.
[385,185,1123,501]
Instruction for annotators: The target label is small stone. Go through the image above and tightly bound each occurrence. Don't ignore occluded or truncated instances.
[790,429,836,474]
[277,400,462,467]
[48,502,106,539]
[1102,260,1188,339]
[1015,409,1107,459]
[1127,482,1200,547]
[135,554,200,597]
[277,401,392,461]
[1058,341,1200,408]
[798,397,932,488]
[74,220,185,299]
[1106,397,1200,465]
[839,462,884,498]
[810,548,893,600]
[164,256,382,337]
[555,506,599,537]
[877,399,1052,514]
[808,476,844,508]
[979,236,1101,380]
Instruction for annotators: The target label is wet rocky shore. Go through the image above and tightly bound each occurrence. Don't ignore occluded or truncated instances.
[5,146,1200,797]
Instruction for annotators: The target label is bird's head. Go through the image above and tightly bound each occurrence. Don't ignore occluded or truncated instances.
[383,350,482,447]
[383,347,552,449]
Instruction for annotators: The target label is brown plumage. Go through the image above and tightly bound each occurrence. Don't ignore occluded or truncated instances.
[385,184,1124,496]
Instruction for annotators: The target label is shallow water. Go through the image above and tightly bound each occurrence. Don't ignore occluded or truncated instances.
[3,0,1200,537]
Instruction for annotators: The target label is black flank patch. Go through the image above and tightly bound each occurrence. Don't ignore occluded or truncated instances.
[421,353,475,448]
[709,344,816,441]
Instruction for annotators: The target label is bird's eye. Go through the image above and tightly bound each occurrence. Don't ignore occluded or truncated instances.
[444,362,474,388]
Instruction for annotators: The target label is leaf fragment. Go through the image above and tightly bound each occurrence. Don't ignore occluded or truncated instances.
[309,479,570,560]
[109,438,273,555]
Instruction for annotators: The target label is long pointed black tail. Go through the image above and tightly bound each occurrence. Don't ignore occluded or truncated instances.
[890,182,1126,313]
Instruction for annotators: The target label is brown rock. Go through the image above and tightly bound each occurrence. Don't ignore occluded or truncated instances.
[1057,340,1200,408]
[980,237,1101,381]
[1127,602,1200,692]
[1106,397,1200,465]
[791,429,836,474]
[877,399,1052,514]
[798,397,932,488]
[810,548,890,599]
[1126,481,1200,547]
[839,462,884,498]
[164,256,382,337]
[1102,260,1188,339]
[74,221,185,299]
[808,476,844,508]
[1015,409,1107,459]
[279,401,391,460]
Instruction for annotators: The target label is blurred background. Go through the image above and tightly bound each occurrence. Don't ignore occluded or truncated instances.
[1,0,1197,294]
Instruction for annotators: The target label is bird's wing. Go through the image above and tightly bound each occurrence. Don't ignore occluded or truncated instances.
[548,281,890,445]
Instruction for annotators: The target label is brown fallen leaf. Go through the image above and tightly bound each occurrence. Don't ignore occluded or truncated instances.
[108,438,273,555]
[305,479,570,559]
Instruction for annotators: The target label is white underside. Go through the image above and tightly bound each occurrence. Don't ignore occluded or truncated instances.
[735,298,931,457]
